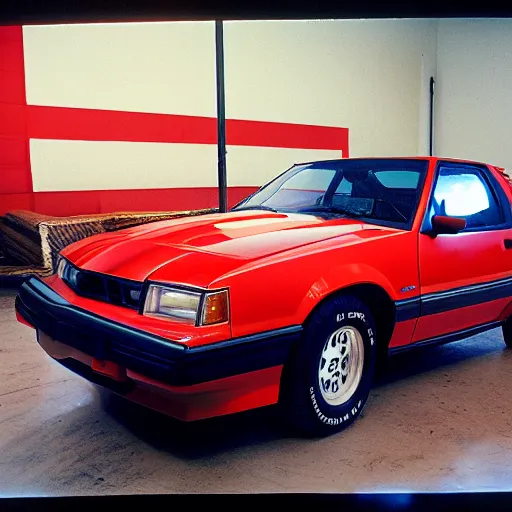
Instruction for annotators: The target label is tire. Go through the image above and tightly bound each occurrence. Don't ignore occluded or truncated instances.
[504,317,512,348]
[279,294,377,437]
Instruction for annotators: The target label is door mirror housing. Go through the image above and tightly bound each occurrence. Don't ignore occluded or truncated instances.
[430,215,467,236]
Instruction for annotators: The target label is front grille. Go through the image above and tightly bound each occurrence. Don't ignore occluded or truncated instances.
[61,262,143,310]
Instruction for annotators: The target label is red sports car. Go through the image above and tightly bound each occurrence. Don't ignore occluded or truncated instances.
[15,157,512,436]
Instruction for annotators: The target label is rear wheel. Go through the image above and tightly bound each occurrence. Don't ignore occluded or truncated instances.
[503,318,512,348]
[279,294,377,437]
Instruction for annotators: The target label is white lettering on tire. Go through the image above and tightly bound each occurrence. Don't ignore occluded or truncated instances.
[348,312,366,322]
[338,311,368,326]
[309,386,362,425]
[338,310,375,345]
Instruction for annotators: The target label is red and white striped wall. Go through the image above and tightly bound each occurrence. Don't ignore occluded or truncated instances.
[1,20,437,216]
[0,22,348,216]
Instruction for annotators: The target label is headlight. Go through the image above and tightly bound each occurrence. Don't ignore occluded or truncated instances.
[143,284,229,326]
[144,286,201,324]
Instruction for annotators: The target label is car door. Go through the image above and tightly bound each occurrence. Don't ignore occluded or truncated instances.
[413,161,512,343]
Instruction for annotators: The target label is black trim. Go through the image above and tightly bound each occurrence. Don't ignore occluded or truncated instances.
[421,275,512,316]
[388,321,502,356]
[395,297,421,322]
[5,2,512,25]
[189,325,302,353]
[15,277,302,387]
[61,257,143,310]
[137,278,153,315]
[394,275,512,321]
[16,273,510,390]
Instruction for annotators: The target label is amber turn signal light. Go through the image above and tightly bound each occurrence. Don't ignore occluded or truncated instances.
[201,290,229,325]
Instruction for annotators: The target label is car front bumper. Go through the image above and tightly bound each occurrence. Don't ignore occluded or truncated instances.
[15,277,302,420]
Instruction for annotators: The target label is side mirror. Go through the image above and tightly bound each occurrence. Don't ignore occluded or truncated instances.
[430,215,467,236]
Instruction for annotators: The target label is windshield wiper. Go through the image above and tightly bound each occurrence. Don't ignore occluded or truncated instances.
[232,205,279,213]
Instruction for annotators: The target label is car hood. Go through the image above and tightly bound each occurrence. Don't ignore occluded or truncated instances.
[61,210,393,287]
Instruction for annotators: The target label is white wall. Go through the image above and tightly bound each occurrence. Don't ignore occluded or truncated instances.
[23,22,218,193]
[23,22,217,117]
[417,22,438,156]
[20,19,512,202]
[22,20,438,194]
[224,20,438,160]
[435,19,512,169]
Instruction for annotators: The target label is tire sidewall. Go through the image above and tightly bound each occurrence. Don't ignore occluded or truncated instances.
[302,296,377,431]
[504,317,512,347]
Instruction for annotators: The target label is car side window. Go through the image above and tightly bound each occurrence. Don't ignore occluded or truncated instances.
[431,166,504,230]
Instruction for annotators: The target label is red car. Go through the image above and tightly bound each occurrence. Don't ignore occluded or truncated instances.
[15,157,512,436]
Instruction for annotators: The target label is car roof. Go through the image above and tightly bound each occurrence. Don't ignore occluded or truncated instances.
[292,156,492,167]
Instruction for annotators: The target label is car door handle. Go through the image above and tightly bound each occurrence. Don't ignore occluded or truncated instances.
[505,239,512,250]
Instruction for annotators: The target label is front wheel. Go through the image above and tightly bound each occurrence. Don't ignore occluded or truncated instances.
[279,295,377,437]
[504,317,512,348]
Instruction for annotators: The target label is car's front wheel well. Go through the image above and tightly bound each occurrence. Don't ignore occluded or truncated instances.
[305,283,396,356]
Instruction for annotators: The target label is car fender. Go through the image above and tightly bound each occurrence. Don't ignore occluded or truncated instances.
[499,301,512,322]
[295,262,397,323]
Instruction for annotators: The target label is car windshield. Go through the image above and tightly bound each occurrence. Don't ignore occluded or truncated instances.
[232,158,429,228]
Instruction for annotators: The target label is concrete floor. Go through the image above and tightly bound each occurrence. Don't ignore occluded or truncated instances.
[1,287,512,496]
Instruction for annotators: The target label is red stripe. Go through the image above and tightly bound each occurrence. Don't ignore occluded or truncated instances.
[0,26,34,201]
[0,187,257,216]
[227,118,349,153]
[0,25,349,217]
[27,105,217,145]
[27,105,349,152]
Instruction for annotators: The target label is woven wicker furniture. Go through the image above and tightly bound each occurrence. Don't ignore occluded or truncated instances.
[0,208,216,282]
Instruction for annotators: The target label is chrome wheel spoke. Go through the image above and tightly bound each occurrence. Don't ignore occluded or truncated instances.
[317,325,364,406]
